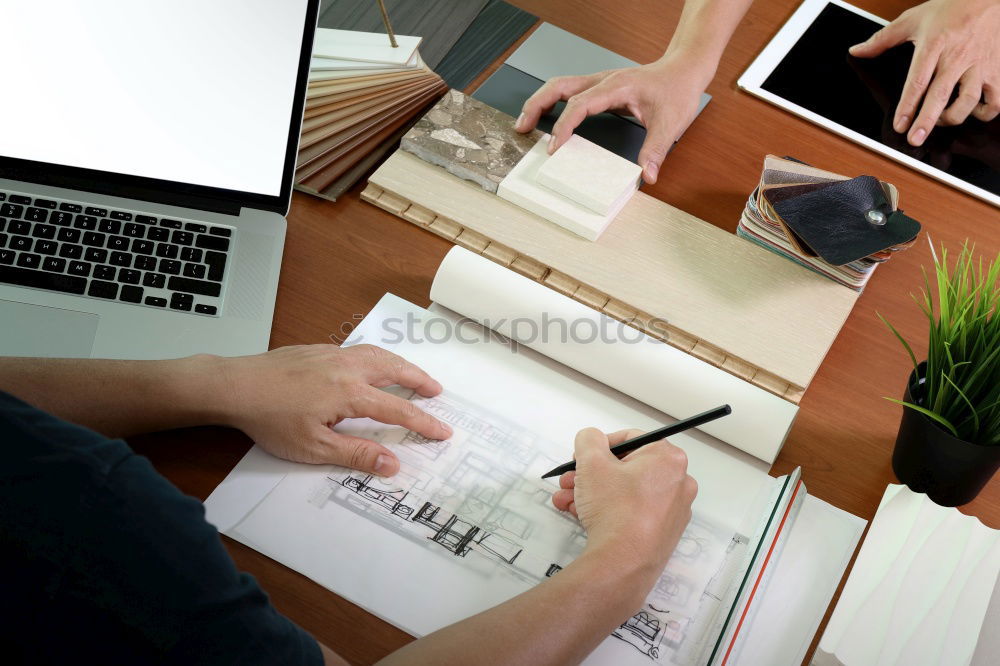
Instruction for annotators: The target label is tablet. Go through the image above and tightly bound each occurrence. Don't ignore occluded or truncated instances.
[739,0,999,208]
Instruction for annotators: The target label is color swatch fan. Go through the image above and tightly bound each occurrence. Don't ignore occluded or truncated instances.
[294,28,447,202]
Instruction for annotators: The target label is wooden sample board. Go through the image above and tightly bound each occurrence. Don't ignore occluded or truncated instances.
[363,150,862,402]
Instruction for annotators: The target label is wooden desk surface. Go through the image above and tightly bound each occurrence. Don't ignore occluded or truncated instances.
[132,0,1000,663]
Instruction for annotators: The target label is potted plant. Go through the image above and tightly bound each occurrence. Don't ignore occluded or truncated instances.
[879,241,1000,506]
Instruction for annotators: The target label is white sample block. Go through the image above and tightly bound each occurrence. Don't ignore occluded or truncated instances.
[536,134,641,215]
[497,137,631,241]
[311,28,421,66]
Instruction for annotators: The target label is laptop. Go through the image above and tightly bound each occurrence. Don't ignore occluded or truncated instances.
[0,0,319,359]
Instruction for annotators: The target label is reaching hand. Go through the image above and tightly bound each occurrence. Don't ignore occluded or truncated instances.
[552,428,697,575]
[849,0,1000,146]
[217,344,452,475]
[514,55,714,184]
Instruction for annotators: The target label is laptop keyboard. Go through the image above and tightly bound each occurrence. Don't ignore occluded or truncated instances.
[0,191,231,316]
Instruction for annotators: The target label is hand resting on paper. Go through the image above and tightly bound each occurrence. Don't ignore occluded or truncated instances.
[216,344,452,474]
[0,344,452,477]
[552,428,697,576]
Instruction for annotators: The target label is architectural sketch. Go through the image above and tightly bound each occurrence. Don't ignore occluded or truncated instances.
[296,390,745,665]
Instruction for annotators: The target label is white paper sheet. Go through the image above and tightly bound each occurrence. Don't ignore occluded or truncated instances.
[430,247,799,463]
[206,293,779,665]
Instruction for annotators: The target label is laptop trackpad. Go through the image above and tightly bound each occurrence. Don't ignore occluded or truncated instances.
[0,300,99,358]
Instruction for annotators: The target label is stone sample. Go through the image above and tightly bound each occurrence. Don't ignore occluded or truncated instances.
[497,137,632,241]
[400,89,542,193]
[536,134,641,215]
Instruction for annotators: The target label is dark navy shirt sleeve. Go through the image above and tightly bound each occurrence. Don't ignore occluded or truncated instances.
[0,391,323,665]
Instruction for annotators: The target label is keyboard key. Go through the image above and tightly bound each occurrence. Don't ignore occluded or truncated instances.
[9,220,30,235]
[171,230,193,246]
[110,251,132,267]
[182,262,206,279]
[180,247,202,263]
[107,236,129,251]
[57,228,81,243]
[132,239,154,255]
[50,211,73,226]
[144,296,167,307]
[134,255,157,271]
[9,195,31,205]
[0,193,5,201]
[93,265,116,281]
[0,233,5,248]
[184,223,207,233]
[120,285,144,303]
[155,243,178,259]
[205,251,227,281]
[10,236,32,251]
[0,218,5,232]
[59,202,83,213]
[158,259,181,275]
[16,253,41,269]
[74,215,97,230]
[84,248,108,263]
[85,206,108,217]
[59,244,83,259]
[167,276,221,297]
[1,204,23,218]
[0,249,13,264]
[110,211,132,221]
[31,224,55,239]
[160,218,182,229]
[118,269,140,284]
[195,234,229,251]
[83,231,105,247]
[170,292,193,311]
[210,227,233,238]
[0,264,86,294]
[195,304,218,315]
[87,280,118,299]
[68,261,91,277]
[33,198,56,209]
[98,219,121,234]
[136,215,157,225]
[123,223,144,238]
[42,257,66,273]
[147,227,169,242]
[25,207,48,222]
[143,272,166,288]
[34,240,57,255]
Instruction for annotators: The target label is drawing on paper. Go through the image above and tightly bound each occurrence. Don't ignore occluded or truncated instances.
[301,389,746,664]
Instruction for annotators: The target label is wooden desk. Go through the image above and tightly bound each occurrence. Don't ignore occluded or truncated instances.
[132,0,1000,663]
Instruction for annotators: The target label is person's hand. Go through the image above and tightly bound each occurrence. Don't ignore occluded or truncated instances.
[552,428,697,580]
[849,0,1000,146]
[216,344,452,475]
[514,54,714,184]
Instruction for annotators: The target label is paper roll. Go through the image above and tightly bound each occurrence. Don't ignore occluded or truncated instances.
[430,246,798,463]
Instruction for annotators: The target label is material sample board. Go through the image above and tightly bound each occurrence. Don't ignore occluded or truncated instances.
[311,28,421,65]
[505,21,640,81]
[364,148,861,399]
[319,0,489,69]
[536,134,641,215]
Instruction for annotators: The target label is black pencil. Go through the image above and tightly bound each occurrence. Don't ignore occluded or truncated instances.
[540,404,732,479]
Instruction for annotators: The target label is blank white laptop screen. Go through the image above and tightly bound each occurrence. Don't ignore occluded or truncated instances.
[0,0,309,197]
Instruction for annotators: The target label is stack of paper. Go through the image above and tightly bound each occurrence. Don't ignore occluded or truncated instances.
[737,156,915,291]
[295,29,447,201]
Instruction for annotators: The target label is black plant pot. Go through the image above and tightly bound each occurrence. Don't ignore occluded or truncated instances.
[892,362,1000,506]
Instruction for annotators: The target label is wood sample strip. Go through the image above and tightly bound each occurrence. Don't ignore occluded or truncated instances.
[366,150,863,398]
[301,79,430,134]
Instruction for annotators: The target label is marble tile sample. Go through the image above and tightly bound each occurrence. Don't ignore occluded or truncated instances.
[400,90,542,192]
[536,134,641,215]
[498,136,630,241]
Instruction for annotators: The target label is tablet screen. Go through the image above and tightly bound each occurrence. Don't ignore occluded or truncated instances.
[760,2,999,198]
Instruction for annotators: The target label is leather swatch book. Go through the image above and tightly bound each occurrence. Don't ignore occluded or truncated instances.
[738,156,919,290]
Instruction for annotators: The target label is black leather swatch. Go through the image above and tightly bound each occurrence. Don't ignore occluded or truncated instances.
[770,175,921,265]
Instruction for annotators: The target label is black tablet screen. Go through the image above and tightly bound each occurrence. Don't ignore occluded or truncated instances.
[760,2,999,198]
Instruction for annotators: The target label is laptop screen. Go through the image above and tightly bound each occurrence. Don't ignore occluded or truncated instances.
[1,0,310,199]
